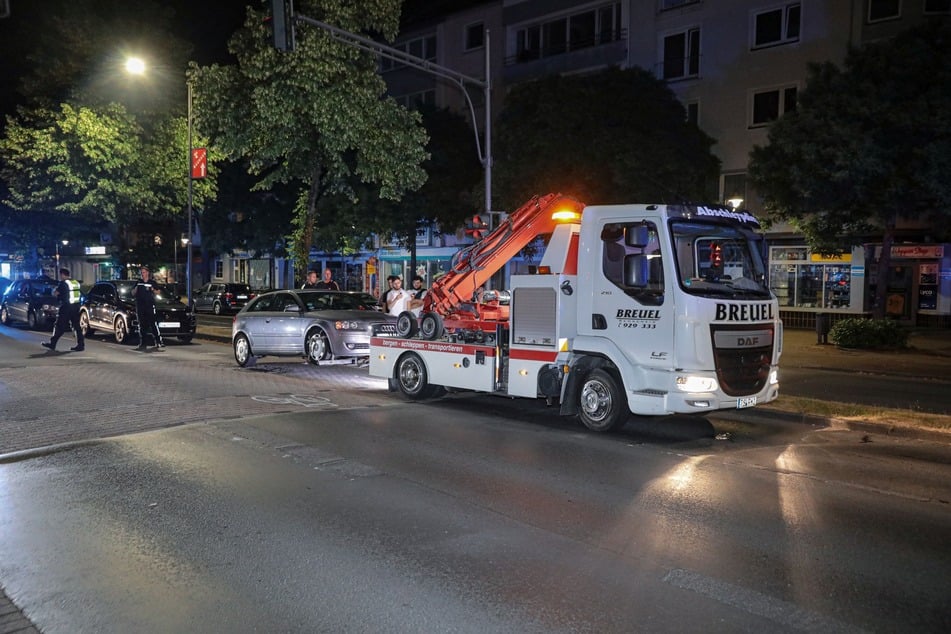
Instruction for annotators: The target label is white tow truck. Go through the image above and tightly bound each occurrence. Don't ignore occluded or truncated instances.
[369,193,781,431]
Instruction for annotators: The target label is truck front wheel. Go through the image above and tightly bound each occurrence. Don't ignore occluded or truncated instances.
[578,368,628,432]
[396,352,439,400]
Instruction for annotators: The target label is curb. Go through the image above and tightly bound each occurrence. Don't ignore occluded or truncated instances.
[713,407,951,444]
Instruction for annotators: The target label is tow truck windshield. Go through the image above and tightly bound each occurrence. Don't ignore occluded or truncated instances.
[672,221,771,299]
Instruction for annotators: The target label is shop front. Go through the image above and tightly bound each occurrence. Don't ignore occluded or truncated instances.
[768,245,864,328]
[867,243,951,327]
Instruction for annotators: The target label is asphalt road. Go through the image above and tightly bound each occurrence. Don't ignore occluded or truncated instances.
[2,324,951,632]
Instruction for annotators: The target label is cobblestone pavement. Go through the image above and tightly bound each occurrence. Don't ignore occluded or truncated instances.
[0,343,393,457]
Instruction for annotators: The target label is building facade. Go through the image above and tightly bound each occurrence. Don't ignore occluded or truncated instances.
[377,0,950,326]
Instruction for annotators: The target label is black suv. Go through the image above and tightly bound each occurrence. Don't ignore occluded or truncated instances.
[0,278,59,330]
[193,282,255,315]
[79,280,197,344]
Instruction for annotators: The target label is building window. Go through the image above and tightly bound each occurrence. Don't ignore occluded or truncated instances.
[753,3,801,48]
[569,11,597,50]
[543,18,568,56]
[686,101,699,125]
[381,34,437,71]
[868,0,901,22]
[660,0,700,9]
[662,27,700,80]
[924,0,950,13]
[465,22,484,50]
[721,173,747,207]
[515,2,621,63]
[215,260,223,279]
[395,90,436,110]
[751,85,797,126]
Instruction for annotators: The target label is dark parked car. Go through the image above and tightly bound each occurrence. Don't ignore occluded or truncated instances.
[79,280,197,344]
[193,282,256,315]
[0,278,59,330]
[231,290,396,367]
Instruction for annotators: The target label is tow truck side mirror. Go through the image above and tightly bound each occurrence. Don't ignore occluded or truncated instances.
[624,254,650,288]
[625,224,650,248]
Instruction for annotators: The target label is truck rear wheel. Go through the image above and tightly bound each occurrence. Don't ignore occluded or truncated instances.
[395,352,439,400]
[578,368,628,432]
[420,312,444,340]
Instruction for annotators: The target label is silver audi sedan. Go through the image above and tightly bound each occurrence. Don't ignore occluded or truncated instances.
[232,290,398,367]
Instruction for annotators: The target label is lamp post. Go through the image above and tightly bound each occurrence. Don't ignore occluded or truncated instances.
[179,236,189,290]
[54,239,68,275]
[186,79,194,308]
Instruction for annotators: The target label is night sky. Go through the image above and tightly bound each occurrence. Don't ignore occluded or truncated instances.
[0,0,488,121]
[0,0,247,119]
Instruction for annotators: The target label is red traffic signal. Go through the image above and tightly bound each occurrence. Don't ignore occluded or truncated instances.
[464,214,490,240]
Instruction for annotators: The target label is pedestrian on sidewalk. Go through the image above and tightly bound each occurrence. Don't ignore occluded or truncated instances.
[42,267,84,352]
[301,269,319,289]
[133,266,164,351]
[314,268,340,290]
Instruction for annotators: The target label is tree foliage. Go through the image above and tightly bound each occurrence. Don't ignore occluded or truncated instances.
[192,0,429,281]
[494,67,720,210]
[748,22,951,317]
[0,103,216,228]
[316,104,483,251]
[0,0,215,258]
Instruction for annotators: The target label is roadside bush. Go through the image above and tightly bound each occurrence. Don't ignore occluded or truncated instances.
[829,318,909,349]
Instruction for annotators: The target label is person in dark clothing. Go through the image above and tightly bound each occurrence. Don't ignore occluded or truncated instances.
[314,268,340,290]
[301,269,319,289]
[133,266,164,350]
[42,268,84,351]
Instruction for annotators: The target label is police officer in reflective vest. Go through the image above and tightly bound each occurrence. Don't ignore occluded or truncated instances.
[42,267,84,352]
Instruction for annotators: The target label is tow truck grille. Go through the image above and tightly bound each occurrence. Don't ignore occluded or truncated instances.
[710,325,774,397]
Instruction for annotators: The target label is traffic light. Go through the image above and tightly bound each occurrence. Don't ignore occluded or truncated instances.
[270,0,295,52]
[463,214,490,241]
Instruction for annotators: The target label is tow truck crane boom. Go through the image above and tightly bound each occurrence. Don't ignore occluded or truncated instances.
[422,193,584,327]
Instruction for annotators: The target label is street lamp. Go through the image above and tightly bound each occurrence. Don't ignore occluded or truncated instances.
[124,56,195,304]
[726,195,744,210]
[124,57,146,76]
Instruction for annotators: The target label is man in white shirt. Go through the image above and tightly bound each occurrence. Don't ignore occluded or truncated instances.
[386,276,409,316]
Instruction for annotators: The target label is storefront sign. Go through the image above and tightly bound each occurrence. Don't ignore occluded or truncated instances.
[892,245,944,259]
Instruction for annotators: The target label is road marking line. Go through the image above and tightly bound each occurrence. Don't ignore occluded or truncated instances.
[250,394,338,408]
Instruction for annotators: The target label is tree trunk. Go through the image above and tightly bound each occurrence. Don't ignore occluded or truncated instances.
[872,213,898,320]
[294,165,323,286]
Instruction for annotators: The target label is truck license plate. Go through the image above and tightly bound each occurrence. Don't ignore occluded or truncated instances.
[159,321,179,329]
[737,396,757,409]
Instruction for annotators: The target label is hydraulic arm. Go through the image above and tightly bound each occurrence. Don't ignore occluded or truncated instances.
[422,193,585,321]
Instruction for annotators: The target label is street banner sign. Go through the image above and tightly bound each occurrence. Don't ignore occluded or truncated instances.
[191,148,207,179]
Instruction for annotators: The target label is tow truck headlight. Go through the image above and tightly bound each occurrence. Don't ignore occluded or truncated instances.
[675,375,718,393]
[769,369,779,385]
[334,320,361,330]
